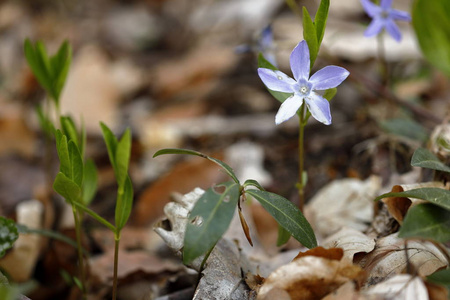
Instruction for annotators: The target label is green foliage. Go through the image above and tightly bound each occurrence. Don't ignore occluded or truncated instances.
[411,148,450,173]
[24,39,72,104]
[0,217,19,258]
[398,203,450,243]
[245,190,317,249]
[82,159,98,206]
[276,225,291,246]
[302,7,319,70]
[375,188,450,211]
[183,182,240,264]
[412,0,450,76]
[53,172,82,203]
[242,179,265,191]
[314,0,330,45]
[153,148,240,184]
[379,118,428,143]
[100,123,134,231]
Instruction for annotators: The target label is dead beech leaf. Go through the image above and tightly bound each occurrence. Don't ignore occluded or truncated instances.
[381,182,445,224]
[305,176,381,238]
[364,274,429,300]
[293,246,343,261]
[133,155,226,226]
[257,250,365,300]
[361,233,447,286]
[323,227,376,261]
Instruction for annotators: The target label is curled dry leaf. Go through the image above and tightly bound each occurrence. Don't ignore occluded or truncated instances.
[305,176,381,238]
[257,247,365,300]
[361,233,448,287]
[381,182,445,224]
[323,227,376,261]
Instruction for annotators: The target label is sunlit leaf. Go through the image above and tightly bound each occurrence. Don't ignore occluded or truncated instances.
[82,159,97,206]
[53,172,81,203]
[50,40,71,102]
[399,203,450,243]
[153,148,240,184]
[245,190,317,248]
[115,128,131,190]
[302,7,318,69]
[183,182,240,264]
[55,130,71,178]
[411,147,450,173]
[0,217,19,258]
[68,141,83,188]
[100,122,118,170]
[61,116,79,147]
[115,176,134,231]
[375,187,450,210]
[314,0,330,45]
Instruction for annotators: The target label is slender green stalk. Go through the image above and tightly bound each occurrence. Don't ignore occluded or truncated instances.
[377,33,390,87]
[297,104,306,212]
[112,232,121,300]
[72,207,87,299]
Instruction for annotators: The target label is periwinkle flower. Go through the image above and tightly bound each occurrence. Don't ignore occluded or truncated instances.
[258,40,349,125]
[361,0,411,42]
[236,25,277,67]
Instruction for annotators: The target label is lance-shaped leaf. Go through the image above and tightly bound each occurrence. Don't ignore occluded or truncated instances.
[375,188,450,211]
[314,0,330,45]
[399,203,450,243]
[53,172,81,204]
[0,217,19,258]
[153,148,240,184]
[50,40,71,102]
[55,130,71,177]
[68,140,83,188]
[115,176,134,231]
[82,159,98,206]
[245,190,317,248]
[115,128,131,191]
[61,116,79,148]
[24,39,53,100]
[276,225,291,246]
[183,182,240,264]
[257,53,293,104]
[243,179,265,191]
[303,7,319,70]
[411,147,450,173]
[100,122,118,170]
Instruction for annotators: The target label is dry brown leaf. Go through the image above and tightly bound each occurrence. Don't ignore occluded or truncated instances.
[293,246,343,261]
[364,274,429,300]
[425,281,449,300]
[361,233,448,286]
[323,227,376,262]
[133,155,226,226]
[257,248,365,300]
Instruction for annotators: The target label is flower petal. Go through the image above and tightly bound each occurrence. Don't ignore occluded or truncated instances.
[275,95,303,125]
[380,0,393,10]
[360,0,381,17]
[290,40,310,81]
[258,68,296,93]
[305,93,332,125]
[385,19,402,42]
[309,66,350,90]
[390,9,411,21]
[364,19,385,37]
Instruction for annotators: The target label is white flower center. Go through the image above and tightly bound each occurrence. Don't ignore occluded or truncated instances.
[298,84,310,95]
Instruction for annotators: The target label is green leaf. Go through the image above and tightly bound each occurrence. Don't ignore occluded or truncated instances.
[411,147,450,173]
[61,116,79,147]
[412,0,450,76]
[302,7,319,70]
[375,188,450,211]
[55,130,71,178]
[276,225,291,246]
[257,53,293,103]
[153,148,240,184]
[399,203,450,243]
[115,128,131,190]
[71,201,116,232]
[100,122,118,171]
[183,182,240,264]
[53,172,81,203]
[82,159,98,206]
[115,176,134,231]
[427,269,450,296]
[245,190,317,248]
[379,118,428,143]
[0,217,19,258]
[243,179,265,191]
[50,40,71,102]
[314,0,330,46]
[24,39,53,100]
[68,141,83,188]
[323,88,337,101]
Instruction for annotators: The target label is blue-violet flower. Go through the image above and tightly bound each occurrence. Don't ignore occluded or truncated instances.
[361,0,411,42]
[258,40,349,125]
[236,25,277,67]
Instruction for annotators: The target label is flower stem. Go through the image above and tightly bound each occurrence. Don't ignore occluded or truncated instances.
[377,33,390,87]
[112,232,121,300]
[297,104,306,212]
[72,207,87,299]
